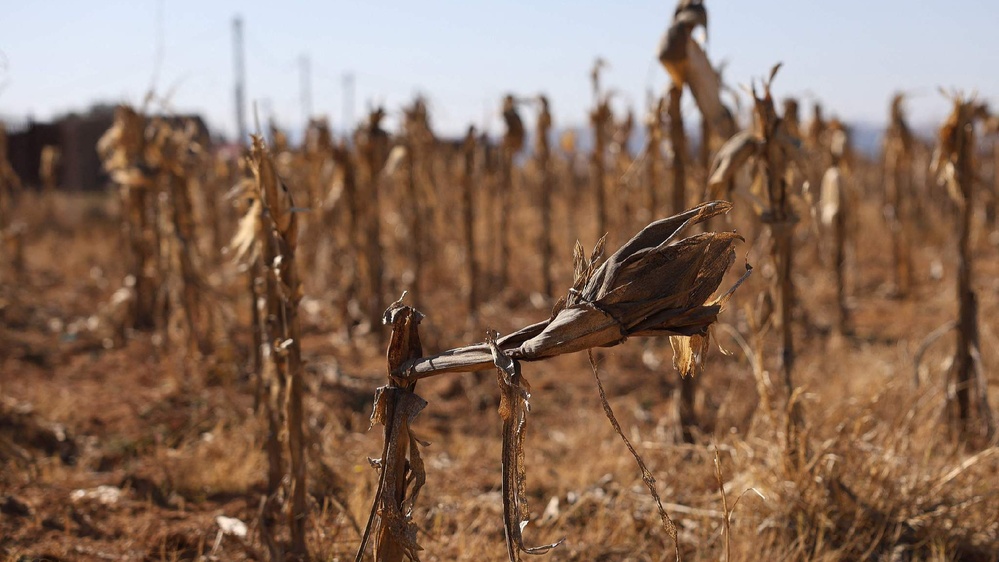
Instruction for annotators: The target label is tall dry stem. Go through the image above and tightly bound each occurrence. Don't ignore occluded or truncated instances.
[536,96,555,298]
[883,94,915,297]
[356,109,389,336]
[498,94,525,291]
[461,127,479,314]
[236,136,309,559]
[931,96,996,444]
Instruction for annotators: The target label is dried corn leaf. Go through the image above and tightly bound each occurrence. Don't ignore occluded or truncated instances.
[820,166,842,226]
[685,37,736,140]
[657,0,708,87]
[357,295,428,562]
[669,333,709,378]
[363,387,427,562]
[229,195,262,264]
[249,135,298,247]
[397,201,743,379]
[708,131,760,198]
[488,334,563,561]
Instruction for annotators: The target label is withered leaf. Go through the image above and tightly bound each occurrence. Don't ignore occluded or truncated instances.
[396,201,743,379]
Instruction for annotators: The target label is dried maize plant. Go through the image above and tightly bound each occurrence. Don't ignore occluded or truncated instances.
[819,120,852,334]
[805,103,827,182]
[988,115,999,228]
[535,96,555,297]
[401,97,436,304]
[97,106,158,331]
[805,103,826,151]
[657,0,707,440]
[299,117,335,288]
[356,201,749,561]
[644,96,666,216]
[355,108,390,334]
[708,65,808,464]
[234,136,309,559]
[611,108,642,232]
[203,152,238,265]
[498,94,525,290]
[461,126,479,314]
[781,99,801,141]
[182,146,224,271]
[0,123,24,280]
[0,123,22,233]
[930,96,996,444]
[611,108,635,171]
[881,94,915,297]
[228,168,267,407]
[657,1,700,217]
[328,140,361,334]
[39,145,61,220]
[303,118,334,208]
[154,119,219,354]
[658,0,736,214]
[589,60,613,241]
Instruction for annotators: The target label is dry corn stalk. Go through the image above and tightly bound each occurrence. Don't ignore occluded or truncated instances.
[97,106,157,331]
[357,296,426,562]
[461,126,479,314]
[806,103,826,152]
[497,94,525,291]
[931,95,996,444]
[329,140,361,334]
[665,77,696,440]
[645,96,666,215]
[666,86,688,215]
[402,201,745,377]
[39,145,60,219]
[0,124,23,234]
[708,64,808,465]
[355,108,390,336]
[147,117,213,355]
[590,60,612,240]
[299,117,334,286]
[536,96,555,297]
[234,136,309,559]
[657,1,717,439]
[657,0,707,216]
[357,200,747,560]
[657,0,707,89]
[882,94,915,297]
[819,120,852,334]
[401,98,436,304]
[658,0,734,170]
[0,124,23,281]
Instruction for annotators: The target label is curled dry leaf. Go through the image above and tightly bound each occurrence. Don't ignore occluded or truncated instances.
[685,37,737,140]
[249,135,298,248]
[395,200,745,379]
[657,0,708,87]
[708,130,761,199]
[357,294,428,562]
[488,333,564,561]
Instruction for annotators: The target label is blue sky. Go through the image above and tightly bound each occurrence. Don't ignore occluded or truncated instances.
[2,1,997,138]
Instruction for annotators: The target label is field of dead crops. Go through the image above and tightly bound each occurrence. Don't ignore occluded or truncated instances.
[2,3,999,561]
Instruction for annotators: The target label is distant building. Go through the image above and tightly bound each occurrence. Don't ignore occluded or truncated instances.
[4,105,210,192]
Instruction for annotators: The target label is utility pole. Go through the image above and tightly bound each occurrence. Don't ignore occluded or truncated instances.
[232,16,248,145]
[341,72,355,134]
[299,54,312,128]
